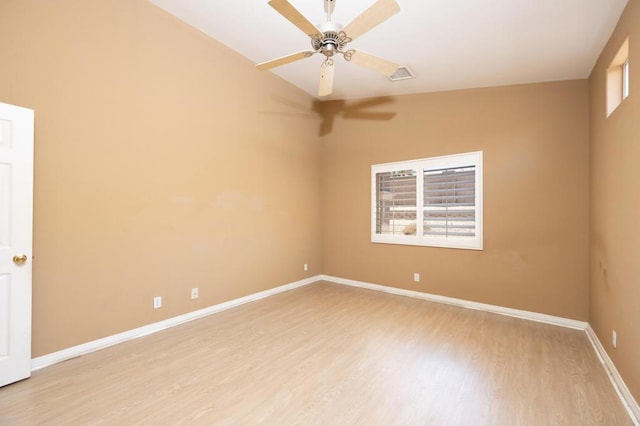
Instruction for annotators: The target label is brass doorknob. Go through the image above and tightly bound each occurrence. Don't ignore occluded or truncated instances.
[13,254,28,265]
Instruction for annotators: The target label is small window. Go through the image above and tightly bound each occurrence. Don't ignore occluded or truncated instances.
[623,59,630,100]
[371,151,483,250]
[607,37,629,116]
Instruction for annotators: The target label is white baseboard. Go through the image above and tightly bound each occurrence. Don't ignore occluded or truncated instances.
[585,326,640,425]
[320,275,588,330]
[31,275,322,371]
[30,274,586,371]
[31,273,637,425]
[322,275,638,424]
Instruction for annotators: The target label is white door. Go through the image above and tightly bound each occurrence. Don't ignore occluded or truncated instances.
[0,102,34,387]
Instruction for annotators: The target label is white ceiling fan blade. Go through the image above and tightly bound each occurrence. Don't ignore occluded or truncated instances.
[319,61,335,97]
[256,51,314,71]
[342,0,400,41]
[268,0,322,37]
[349,50,399,76]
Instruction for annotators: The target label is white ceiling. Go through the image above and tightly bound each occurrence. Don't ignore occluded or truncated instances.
[149,0,628,100]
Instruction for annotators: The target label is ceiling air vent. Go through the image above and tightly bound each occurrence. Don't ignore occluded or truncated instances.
[388,66,414,81]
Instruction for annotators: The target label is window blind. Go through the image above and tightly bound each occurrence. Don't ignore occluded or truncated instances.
[423,166,476,237]
[375,170,417,235]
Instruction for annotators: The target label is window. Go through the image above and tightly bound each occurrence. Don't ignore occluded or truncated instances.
[607,37,629,116]
[623,59,630,100]
[371,151,483,250]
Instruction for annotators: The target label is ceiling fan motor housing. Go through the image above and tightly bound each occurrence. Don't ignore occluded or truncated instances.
[312,22,351,58]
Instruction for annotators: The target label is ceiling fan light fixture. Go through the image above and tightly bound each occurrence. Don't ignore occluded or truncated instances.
[388,66,414,81]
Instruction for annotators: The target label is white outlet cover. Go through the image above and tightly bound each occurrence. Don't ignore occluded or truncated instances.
[612,330,617,348]
[191,288,199,299]
[153,296,162,309]
[414,273,420,282]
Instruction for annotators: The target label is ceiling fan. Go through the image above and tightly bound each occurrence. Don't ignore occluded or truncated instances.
[256,0,401,97]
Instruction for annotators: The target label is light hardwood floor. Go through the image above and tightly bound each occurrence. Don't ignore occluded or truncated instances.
[0,282,632,425]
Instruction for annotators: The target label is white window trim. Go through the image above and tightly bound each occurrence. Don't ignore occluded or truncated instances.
[371,151,483,250]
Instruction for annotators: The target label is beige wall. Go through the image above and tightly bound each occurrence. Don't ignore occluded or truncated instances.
[589,0,640,402]
[0,0,323,356]
[1,2,634,404]
[321,81,590,321]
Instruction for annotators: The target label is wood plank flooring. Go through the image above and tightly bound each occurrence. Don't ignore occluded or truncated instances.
[0,282,632,425]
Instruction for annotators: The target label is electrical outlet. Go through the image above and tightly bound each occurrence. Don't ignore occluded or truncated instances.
[191,288,199,300]
[612,330,617,348]
[414,273,420,282]
[153,296,162,309]
[304,263,308,272]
